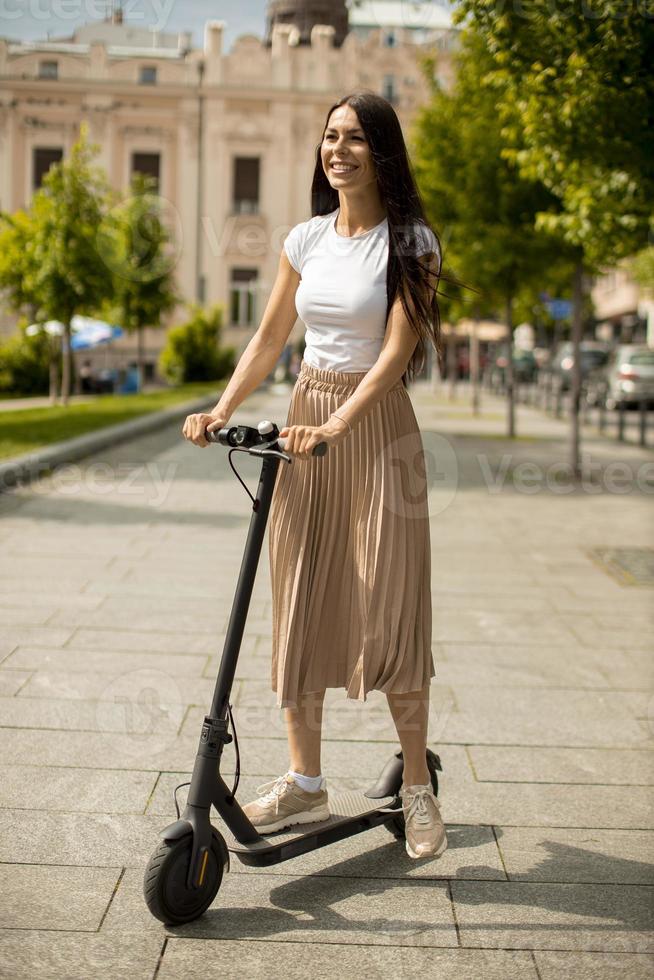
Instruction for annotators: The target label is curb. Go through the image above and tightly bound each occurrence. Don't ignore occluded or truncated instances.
[0,392,219,493]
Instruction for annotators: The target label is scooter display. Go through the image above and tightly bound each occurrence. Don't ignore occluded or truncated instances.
[143,419,443,926]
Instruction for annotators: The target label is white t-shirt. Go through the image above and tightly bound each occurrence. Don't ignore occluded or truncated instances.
[283,207,440,373]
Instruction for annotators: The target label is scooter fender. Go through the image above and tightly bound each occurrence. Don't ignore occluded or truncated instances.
[159,819,231,874]
[159,819,193,842]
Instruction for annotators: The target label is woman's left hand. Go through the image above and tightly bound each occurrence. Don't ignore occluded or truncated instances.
[279,419,350,458]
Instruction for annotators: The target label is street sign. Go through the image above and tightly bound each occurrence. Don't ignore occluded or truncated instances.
[547,299,572,320]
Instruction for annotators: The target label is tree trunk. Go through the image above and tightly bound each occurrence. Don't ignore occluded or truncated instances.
[447,329,457,400]
[49,337,60,405]
[61,321,73,406]
[506,294,515,438]
[137,324,144,393]
[570,258,584,480]
[471,306,481,416]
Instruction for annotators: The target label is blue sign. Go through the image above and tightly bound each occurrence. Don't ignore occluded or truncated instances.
[547,299,572,320]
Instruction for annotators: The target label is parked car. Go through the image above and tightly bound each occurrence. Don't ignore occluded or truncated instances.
[552,342,610,391]
[493,346,538,384]
[584,344,654,409]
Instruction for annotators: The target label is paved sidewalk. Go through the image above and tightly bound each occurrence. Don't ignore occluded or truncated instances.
[0,379,652,979]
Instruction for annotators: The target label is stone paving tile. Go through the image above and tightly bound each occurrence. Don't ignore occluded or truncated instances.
[98,593,238,619]
[432,609,577,644]
[450,879,654,952]
[65,627,235,656]
[16,667,221,704]
[0,808,172,866]
[0,606,58,626]
[1,863,121,929]
[104,867,460,948]
[534,950,654,979]
[0,728,199,772]
[0,669,30,696]
[0,627,73,665]
[0,932,163,980]
[469,745,654,785]
[451,688,648,741]
[435,641,634,693]
[446,780,654,830]
[0,590,105,610]
[3,646,208,677]
[48,607,231,633]
[568,622,654,650]
[0,695,186,734]
[83,576,272,599]
[161,940,538,979]
[1,534,152,559]
[0,556,119,579]
[494,826,654,885]
[0,570,109,592]
[434,659,612,689]
[0,764,158,813]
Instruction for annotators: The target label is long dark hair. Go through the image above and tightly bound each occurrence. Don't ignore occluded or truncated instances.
[311,91,456,386]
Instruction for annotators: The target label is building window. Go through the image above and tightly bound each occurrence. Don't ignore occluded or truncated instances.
[38,60,58,79]
[139,65,157,85]
[131,152,161,190]
[232,157,260,214]
[382,74,397,105]
[230,268,258,326]
[33,147,63,190]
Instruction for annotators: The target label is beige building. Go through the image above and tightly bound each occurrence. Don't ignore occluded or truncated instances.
[0,1,459,383]
[590,262,653,347]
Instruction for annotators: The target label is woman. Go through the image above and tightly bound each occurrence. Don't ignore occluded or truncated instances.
[183,92,447,860]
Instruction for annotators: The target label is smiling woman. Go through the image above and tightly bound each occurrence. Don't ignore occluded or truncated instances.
[183,90,457,860]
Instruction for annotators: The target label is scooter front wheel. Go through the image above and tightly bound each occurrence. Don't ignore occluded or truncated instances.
[143,830,227,926]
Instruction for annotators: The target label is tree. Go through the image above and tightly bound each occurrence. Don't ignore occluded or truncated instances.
[0,124,113,405]
[97,172,180,391]
[410,30,572,431]
[455,0,654,475]
[0,208,61,402]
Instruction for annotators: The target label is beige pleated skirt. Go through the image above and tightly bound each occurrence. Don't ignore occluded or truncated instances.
[268,358,435,709]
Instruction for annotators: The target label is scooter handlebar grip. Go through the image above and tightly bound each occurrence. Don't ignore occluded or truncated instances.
[278,437,327,456]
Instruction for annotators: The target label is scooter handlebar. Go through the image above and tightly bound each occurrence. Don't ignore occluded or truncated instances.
[204,423,327,457]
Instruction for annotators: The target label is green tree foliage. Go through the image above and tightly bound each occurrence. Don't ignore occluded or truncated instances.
[97,172,180,391]
[0,123,114,404]
[453,0,654,474]
[0,321,50,396]
[158,304,235,385]
[410,29,570,432]
[455,0,654,265]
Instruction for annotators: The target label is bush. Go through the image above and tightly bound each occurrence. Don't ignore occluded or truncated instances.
[0,325,51,396]
[158,304,235,385]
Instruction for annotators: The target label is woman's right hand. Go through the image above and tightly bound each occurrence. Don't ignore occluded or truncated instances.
[182,411,229,448]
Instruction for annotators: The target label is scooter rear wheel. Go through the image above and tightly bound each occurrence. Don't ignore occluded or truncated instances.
[384,768,440,840]
[143,830,227,926]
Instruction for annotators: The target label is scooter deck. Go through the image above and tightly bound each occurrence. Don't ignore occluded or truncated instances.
[220,790,400,867]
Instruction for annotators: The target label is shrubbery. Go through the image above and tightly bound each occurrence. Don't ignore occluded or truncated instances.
[0,326,51,396]
[159,304,235,385]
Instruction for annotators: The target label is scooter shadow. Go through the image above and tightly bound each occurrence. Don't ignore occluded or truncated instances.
[169,826,492,940]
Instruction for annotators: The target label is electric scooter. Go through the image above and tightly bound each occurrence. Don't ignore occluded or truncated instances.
[143,419,443,926]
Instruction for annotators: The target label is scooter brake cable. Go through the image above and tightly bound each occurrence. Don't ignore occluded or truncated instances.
[228,449,256,507]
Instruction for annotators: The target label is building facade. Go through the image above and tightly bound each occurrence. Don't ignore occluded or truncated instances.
[0,2,459,379]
